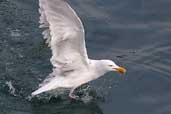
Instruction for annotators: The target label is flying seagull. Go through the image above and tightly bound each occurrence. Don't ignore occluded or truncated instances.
[32,0,126,99]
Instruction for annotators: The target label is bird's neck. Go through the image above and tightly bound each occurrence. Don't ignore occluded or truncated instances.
[89,59,108,77]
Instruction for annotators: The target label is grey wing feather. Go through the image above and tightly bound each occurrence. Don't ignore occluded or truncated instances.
[39,0,51,46]
[39,0,89,66]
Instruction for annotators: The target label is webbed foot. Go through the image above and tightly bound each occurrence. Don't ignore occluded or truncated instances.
[69,94,79,100]
[69,87,80,100]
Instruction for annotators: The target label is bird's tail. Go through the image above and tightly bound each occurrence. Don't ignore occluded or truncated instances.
[31,86,49,96]
[31,88,46,96]
[31,80,59,96]
[31,70,68,96]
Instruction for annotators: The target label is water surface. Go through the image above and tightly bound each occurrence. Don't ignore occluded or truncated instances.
[0,0,171,114]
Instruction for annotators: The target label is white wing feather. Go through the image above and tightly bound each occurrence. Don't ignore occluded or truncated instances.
[39,0,89,74]
[32,0,90,95]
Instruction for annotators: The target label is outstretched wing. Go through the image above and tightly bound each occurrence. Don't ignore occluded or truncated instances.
[39,0,89,73]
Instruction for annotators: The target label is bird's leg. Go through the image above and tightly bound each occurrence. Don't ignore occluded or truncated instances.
[69,87,79,100]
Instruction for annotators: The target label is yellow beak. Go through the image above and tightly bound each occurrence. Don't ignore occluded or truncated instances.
[114,67,126,74]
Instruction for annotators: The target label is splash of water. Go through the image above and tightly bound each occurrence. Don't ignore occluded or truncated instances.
[5,81,17,96]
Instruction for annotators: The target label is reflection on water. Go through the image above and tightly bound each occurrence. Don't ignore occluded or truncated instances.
[1,0,171,114]
[31,100,103,114]
[0,92,103,114]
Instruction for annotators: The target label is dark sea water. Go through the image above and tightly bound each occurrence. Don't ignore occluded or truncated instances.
[0,0,171,114]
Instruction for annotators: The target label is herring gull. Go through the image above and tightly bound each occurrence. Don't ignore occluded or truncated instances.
[32,0,126,99]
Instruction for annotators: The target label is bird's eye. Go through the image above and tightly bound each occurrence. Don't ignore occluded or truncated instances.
[108,65,113,67]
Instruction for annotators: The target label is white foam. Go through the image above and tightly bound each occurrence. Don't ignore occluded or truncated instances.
[5,81,17,96]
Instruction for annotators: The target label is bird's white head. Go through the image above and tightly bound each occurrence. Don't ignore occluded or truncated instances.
[100,60,126,74]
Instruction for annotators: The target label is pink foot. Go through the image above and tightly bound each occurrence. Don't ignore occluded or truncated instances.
[69,94,79,100]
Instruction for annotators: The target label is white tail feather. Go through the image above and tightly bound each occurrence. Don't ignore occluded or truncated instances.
[31,82,57,96]
[31,76,66,96]
[31,88,46,96]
